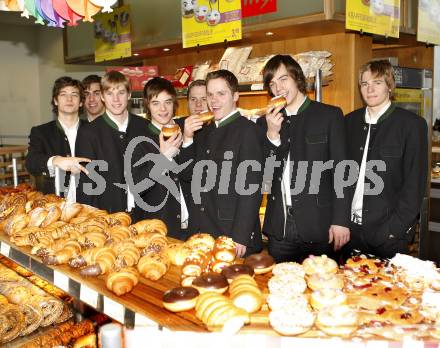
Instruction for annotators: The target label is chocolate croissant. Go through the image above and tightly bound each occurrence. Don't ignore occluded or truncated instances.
[113,241,141,270]
[43,239,82,265]
[79,247,117,276]
[137,253,169,281]
[104,212,132,227]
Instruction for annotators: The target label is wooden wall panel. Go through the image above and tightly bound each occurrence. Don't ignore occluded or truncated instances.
[373,46,434,69]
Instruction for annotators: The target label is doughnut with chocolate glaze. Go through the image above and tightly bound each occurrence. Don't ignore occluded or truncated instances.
[162,287,200,312]
[192,272,229,294]
[244,253,275,275]
[221,264,254,283]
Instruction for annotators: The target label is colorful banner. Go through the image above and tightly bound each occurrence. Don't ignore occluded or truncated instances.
[346,0,400,38]
[181,0,242,49]
[242,0,276,18]
[417,0,440,45]
[94,5,131,63]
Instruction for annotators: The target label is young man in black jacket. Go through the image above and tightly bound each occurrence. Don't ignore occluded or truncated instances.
[181,70,264,257]
[257,55,351,263]
[25,76,90,200]
[76,71,149,214]
[344,59,428,258]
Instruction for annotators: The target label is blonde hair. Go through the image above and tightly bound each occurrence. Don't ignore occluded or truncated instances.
[101,70,131,93]
[359,59,395,92]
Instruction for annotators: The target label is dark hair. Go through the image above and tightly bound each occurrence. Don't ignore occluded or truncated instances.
[187,79,206,99]
[205,70,238,94]
[359,59,396,92]
[102,70,131,93]
[82,74,101,90]
[143,77,178,118]
[51,76,84,115]
[263,55,307,97]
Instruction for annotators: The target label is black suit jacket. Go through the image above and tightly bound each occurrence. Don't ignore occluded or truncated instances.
[131,119,192,239]
[179,112,264,252]
[345,104,428,246]
[76,113,149,214]
[25,119,87,196]
[257,98,351,243]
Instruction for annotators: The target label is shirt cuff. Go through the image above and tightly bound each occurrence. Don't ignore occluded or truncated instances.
[182,139,193,148]
[47,156,56,177]
[267,135,281,147]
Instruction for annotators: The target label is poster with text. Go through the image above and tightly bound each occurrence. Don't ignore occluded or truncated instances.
[242,0,276,18]
[417,0,440,45]
[181,0,242,49]
[94,5,131,62]
[346,0,400,38]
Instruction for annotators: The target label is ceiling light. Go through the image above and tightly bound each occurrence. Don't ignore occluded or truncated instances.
[266,31,274,36]
[163,48,170,52]
[133,53,140,56]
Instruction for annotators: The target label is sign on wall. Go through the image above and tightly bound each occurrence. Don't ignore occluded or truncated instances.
[94,5,131,62]
[346,0,400,38]
[241,0,276,18]
[417,0,440,45]
[181,0,242,49]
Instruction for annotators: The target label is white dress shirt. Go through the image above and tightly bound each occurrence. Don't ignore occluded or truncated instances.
[351,101,391,224]
[47,119,79,202]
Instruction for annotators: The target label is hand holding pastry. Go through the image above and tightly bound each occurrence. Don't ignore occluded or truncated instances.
[183,114,204,142]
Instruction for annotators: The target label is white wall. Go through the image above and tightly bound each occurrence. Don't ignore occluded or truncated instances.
[0,23,101,145]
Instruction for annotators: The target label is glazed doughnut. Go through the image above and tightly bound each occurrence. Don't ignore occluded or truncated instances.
[162,287,200,312]
[192,272,229,294]
[272,262,305,278]
[221,264,254,283]
[310,288,347,311]
[306,272,344,291]
[316,305,358,337]
[302,255,338,275]
[244,253,275,275]
[266,293,309,312]
[268,274,307,296]
[269,307,315,336]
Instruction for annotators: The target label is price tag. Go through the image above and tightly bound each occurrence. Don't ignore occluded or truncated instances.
[0,242,10,257]
[103,297,125,323]
[135,313,157,327]
[250,83,264,91]
[80,285,98,308]
[53,270,69,292]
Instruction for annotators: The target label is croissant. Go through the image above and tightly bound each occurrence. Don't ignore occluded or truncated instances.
[10,226,42,246]
[4,212,30,236]
[43,239,82,265]
[77,217,108,234]
[41,205,62,227]
[79,230,108,248]
[137,253,169,281]
[104,212,132,227]
[28,207,49,227]
[0,304,24,343]
[51,223,78,240]
[113,241,141,270]
[130,219,167,236]
[60,202,82,222]
[134,231,168,250]
[107,225,132,244]
[31,234,56,256]
[0,294,8,305]
[106,267,139,296]
[69,216,90,224]
[79,247,117,276]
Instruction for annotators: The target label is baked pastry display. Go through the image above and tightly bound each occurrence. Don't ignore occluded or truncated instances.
[244,252,275,274]
[192,272,229,294]
[316,305,358,337]
[162,286,200,312]
[106,267,139,296]
[229,274,263,313]
[221,264,254,283]
[302,254,338,275]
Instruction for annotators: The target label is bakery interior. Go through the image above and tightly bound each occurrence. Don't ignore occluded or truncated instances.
[1,0,440,346]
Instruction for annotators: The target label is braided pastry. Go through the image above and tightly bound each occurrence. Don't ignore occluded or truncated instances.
[106,267,139,296]
[30,295,64,327]
[79,247,117,276]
